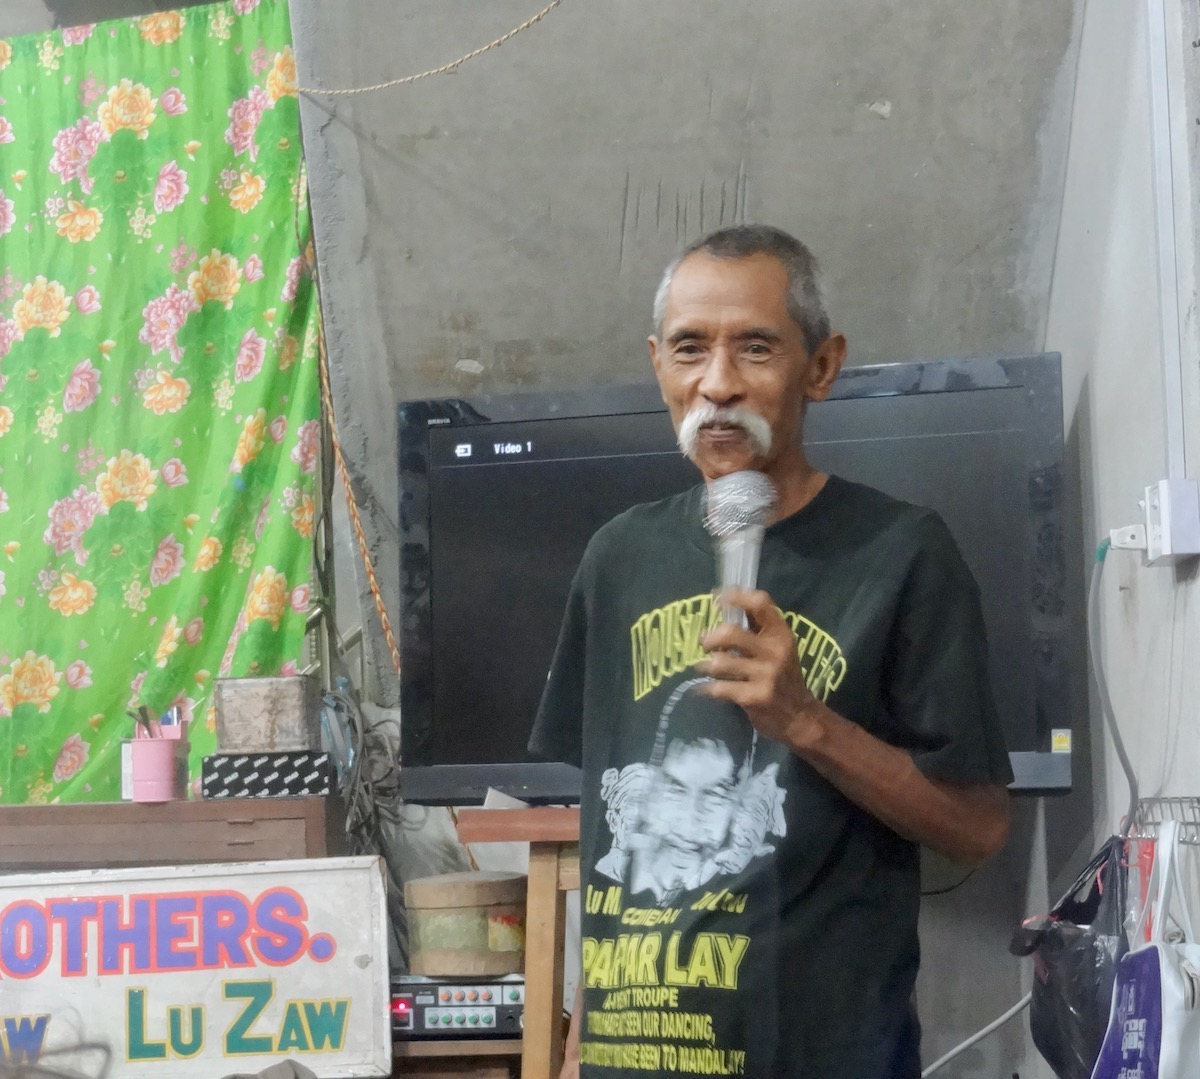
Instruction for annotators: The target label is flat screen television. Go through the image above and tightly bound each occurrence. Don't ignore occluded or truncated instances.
[397,354,1080,804]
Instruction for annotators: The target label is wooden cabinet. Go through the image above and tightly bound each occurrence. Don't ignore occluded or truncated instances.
[0,796,345,870]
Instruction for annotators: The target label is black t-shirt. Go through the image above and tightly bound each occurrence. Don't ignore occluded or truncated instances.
[530,475,1013,1079]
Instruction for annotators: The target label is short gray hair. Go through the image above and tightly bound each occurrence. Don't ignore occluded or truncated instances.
[652,225,831,355]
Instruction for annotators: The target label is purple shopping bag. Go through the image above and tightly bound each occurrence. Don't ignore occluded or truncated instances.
[1090,822,1200,1079]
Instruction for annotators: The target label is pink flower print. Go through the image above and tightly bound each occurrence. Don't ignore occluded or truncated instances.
[250,43,270,75]
[160,457,188,487]
[183,617,204,645]
[66,660,92,688]
[79,75,104,109]
[225,93,266,161]
[149,533,184,587]
[61,24,95,45]
[0,119,13,144]
[244,254,264,282]
[139,284,198,363]
[252,499,270,541]
[219,610,248,676]
[44,485,105,564]
[129,670,146,705]
[0,191,14,239]
[76,441,105,476]
[0,269,20,304]
[168,285,198,321]
[281,256,306,303]
[63,359,100,412]
[160,88,187,116]
[234,0,262,13]
[153,160,188,214]
[291,419,319,475]
[53,733,90,782]
[269,416,288,443]
[290,584,310,613]
[169,241,195,273]
[279,660,298,677]
[0,318,18,361]
[235,329,266,383]
[50,118,103,194]
[74,284,101,314]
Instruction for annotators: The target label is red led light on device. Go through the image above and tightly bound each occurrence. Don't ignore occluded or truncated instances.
[393,1000,409,1013]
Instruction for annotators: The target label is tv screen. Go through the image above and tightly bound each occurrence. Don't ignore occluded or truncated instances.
[397,354,1080,803]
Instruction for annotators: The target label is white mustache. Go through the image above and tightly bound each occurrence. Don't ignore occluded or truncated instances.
[677,404,772,461]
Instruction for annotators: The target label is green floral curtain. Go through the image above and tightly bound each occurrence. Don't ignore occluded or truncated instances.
[0,0,319,804]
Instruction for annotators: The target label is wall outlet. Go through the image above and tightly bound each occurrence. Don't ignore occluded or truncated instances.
[1110,524,1147,550]
[1143,478,1200,565]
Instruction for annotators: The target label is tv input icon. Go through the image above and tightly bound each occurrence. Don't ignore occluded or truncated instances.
[454,443,473,458]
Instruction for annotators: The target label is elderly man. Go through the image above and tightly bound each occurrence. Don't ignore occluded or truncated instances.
[530,225,1012,1078]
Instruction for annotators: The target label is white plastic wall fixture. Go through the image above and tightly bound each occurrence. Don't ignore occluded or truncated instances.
[1143,478,1200,564]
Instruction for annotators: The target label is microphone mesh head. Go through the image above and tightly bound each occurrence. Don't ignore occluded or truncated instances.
[704,471,777,537]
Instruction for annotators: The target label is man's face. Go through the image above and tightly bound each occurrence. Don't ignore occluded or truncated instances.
[648,252,838,484]
[643,738,740,871]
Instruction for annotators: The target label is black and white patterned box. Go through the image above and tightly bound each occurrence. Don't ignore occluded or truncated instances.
[201,751,332,798]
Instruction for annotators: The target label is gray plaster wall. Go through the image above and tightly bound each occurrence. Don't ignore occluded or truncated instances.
[292,0,1082,712]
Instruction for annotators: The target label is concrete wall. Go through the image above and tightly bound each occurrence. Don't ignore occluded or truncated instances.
[291,0,1082,714]
[1046,0,1200,872]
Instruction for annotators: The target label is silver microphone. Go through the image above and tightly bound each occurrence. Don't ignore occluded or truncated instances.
[704,471,777,627]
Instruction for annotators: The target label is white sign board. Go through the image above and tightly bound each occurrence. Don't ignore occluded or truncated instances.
[0,856,391,1078]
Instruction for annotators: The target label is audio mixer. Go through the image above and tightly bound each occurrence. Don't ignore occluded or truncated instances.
[391,974,525,1039]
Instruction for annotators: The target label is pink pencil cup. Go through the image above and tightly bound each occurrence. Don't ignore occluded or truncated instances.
[130,724,189,803]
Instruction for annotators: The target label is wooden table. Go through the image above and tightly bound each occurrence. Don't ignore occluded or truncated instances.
[393,1038,523,1079]
[455,807,581,1079]
[0,796,345,870]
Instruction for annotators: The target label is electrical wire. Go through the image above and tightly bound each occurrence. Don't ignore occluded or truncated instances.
[920,992,1032,1077]
[324,686,410,968]
[921,538,1139,1074]
[0,1042,112,1079]
[1087,539,1140,835]
[921,868,975,897]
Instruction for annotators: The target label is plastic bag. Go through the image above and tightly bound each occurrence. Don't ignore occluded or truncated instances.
[1010,835,1129,1079]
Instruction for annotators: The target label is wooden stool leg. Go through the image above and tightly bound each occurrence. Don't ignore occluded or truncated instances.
[523,841,566,1079]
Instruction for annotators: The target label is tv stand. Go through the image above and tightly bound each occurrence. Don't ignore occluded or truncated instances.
[400,763,581,805]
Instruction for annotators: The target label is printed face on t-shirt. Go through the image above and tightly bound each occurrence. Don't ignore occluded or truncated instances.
[633,738,741,891]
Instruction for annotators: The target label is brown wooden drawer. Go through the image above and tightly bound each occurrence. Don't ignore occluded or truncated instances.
[0,796,345,870]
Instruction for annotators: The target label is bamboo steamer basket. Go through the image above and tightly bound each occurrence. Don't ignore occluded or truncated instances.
[405,870,527,976]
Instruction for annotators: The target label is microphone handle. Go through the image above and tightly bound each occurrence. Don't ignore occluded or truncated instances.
[717,526,765,628]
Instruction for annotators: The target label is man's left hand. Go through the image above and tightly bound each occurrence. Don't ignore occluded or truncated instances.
[696,587,826,750]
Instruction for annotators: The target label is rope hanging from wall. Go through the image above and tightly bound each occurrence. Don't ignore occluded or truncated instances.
[295,0,568,680]
[296,0,564,97]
